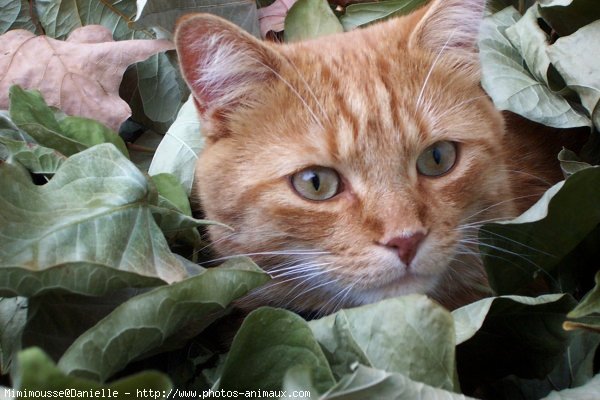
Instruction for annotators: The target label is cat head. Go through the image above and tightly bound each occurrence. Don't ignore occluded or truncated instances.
[175,0,515,313]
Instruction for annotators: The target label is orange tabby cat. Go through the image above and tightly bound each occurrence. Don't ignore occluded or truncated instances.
[174,0,571,314]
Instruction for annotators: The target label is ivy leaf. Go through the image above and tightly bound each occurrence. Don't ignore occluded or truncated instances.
[547,20,600,131]
[310,295,457,390]
[479,7,590,128]
[148,96,204,196]
[284,0,344,42]
[0,144,189,297]
[13,348,172,398]
[58,259,269,382]
[339,0,427,31]
[219,307,335,393]
[134,0,261,38]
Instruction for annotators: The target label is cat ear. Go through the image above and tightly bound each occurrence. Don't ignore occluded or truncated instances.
[175,14,282,117]
[409,0,486,57]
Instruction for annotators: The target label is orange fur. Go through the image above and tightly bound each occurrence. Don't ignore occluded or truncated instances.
[175,0,574,313]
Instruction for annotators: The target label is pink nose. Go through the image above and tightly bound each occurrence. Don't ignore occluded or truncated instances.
[384,232,426,265]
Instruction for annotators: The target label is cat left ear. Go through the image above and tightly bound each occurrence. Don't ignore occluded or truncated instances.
[409,0,486,58]
[175,14,283,122]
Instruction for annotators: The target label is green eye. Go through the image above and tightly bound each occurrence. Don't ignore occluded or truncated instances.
[416,141,457,177]
[291,167,340,201]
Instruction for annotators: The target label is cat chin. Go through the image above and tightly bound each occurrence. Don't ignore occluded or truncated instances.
[349,271,441,306]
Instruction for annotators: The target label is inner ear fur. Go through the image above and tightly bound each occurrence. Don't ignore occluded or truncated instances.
[175,14,284,123]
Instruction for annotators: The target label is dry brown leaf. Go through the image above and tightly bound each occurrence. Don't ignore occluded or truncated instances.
[0,25,174,131]
[258,0,299,38]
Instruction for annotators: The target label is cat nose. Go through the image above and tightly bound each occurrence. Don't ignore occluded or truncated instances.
[384,232,426,265]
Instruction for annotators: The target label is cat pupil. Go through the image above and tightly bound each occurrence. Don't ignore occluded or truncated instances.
[310,173,321,191]
[432,147,442,165]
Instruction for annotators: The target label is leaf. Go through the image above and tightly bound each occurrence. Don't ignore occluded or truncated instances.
[219,307,335,393]
[339,0,427,31]
[13,347,172,398]
[0,136,66,175]
[480,167,600,295]
[284,0,344,42]
[547,20,600,131]
[452,294,574,344]
[310,295,457,391]
[136,53,184,124]
[568,271,600,320]
[148,96,204,196]
[540,373,600,400]
[505,6,552,86]
[0,144,188,297]
[0,26,174,131]
[558,148,593,178]
[152,173,193,216]
[0,0,39,35]
[150,173,210,248]
[58,259,269,382]
[454,294,576,383]
[288,365,475,400]
[258,0,299,37]
[479,7,590,129]
[0,297,27,374]
[538,0,600,37]
[134,0,261,38]
[34,0,145,41]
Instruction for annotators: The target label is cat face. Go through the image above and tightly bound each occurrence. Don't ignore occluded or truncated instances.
[176,0,518,313]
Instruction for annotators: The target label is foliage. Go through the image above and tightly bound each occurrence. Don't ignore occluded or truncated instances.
[0,1,599,400]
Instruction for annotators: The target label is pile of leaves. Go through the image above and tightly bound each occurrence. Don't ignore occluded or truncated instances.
[0,0,599,399]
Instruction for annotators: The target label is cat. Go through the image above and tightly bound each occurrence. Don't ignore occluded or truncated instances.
[174,0,578,315]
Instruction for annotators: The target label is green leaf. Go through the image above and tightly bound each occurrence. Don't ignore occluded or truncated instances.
[480,167,600,295]
[479,7,590,128]
[134,0,261,38]
[152,173,193,215]
[0,297,27,373]
[148,96,204,196]
[453,294,574,343]
[0,0,39,35]
[540,373,600,400]
[568,271,600,320]
[339,0,427,31]
[34,0,146,41]
[310,295,457,391]
[0,136,66,174]
[0,144,189,297]
[454,294,576,382]
[547,20,600,131]
[284,0,344,42]
[150,173,212,248]
[558,148,593,178]
[8,86,128,157]
[58,259,269,382]
[136,53,183,123]
[13,348,172,398]
[299,365,473,400]
[538,0,600,37]
[219,307,335,393]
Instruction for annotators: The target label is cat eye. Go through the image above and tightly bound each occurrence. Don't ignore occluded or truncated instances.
[416,141,457,177]
[291,167,341,201]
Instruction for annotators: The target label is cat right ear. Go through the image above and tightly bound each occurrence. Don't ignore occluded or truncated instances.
[175,14,282,129]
